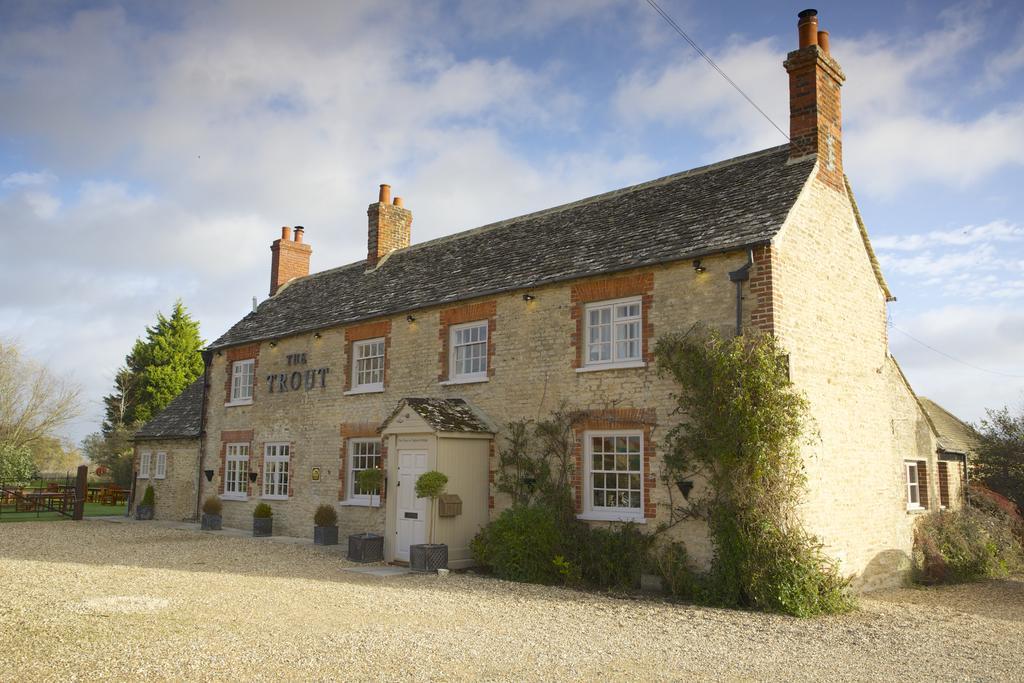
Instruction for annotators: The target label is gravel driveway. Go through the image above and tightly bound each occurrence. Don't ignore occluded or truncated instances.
[1,521,1021,681]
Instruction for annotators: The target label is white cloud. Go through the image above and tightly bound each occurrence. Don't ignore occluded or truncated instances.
[1,170,57,188]
[873,220,1024,250]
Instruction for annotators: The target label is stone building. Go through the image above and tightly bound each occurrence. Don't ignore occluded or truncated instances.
[134,10,966,588]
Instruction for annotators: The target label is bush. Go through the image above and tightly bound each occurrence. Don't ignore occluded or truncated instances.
[415,471,448,499]
[652,542,704,600]
[471,504,569,585]
[570,522,654,591]
[314,504,337,527]
[914,506,1024,584]
[202,496,222,515]
[253,502,273,519]
[140,485,155,507]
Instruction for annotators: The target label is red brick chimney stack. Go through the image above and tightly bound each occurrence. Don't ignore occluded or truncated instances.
[367,183,412,269]
[269,225,312,296]
[784,9,846,191]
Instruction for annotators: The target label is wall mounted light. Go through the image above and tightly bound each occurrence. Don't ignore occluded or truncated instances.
[676,480,694,500]
[313,332,322,340]
[692,259,706,273]
[204,469,215,482]
[215,350,222,357]
[522,293,536,302]
[248,472,259,483]
[406,314,416,323]
[269,341,277,348]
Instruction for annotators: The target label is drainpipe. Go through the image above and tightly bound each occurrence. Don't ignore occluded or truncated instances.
[728,249,755,336]
[194,350,213,522]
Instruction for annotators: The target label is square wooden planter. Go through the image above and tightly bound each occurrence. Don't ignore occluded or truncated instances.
[314,526,339,546]
[135,505,154,521]
[347,533,384,562]
[410,544,448,573]
[253,517,273,537]
[201,513,222,531]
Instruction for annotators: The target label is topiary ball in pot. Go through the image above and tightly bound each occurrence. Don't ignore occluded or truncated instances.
[253,502,273,537]
[201,496,223,531]
[136,484,155,521]
[411,470,449,573]
[313,504,339,546]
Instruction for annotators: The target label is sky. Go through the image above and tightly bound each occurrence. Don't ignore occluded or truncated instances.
[1,0,1023,445]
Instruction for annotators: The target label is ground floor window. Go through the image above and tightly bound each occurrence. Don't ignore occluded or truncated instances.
[905,461,923,510]
[224,443,249,499]
[585,431,643,519]
[263,443,290,499]
[348,439,382,504]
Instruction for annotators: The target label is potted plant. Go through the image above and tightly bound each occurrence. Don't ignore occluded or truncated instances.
[347,468,385,562]
[135,484,155,520]
[410,470,448,573]
[313,504,339,545]
[253,502,273,537]
[201,496,223,531]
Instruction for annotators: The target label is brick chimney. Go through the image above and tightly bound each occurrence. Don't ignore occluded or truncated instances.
[784,9,846,191]
[366,183,412,269]
[269,225,312,296]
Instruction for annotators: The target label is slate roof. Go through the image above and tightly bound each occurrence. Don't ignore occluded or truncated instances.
[919,397,980,456]
[133,378,205,441]
[210,145,817,349]
[382,398,494,434]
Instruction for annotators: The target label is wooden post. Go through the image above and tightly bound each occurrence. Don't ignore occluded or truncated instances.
[72,464,87,520]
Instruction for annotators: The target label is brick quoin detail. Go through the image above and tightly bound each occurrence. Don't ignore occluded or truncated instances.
[223,343,260,405]
[748,246,777,335]
[571,408,657,519]
[437,300,497,381]
[570,272,654,369]
[339,422,380,502]
[219,430,254,496]
[917,461,930,509]
[343,320,392,392]
[937,461,950,508]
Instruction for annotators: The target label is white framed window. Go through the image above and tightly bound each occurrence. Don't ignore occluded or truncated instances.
[154,452,167,480]
[583,297,643,368]
[581,431,644,521]
[230,359,255,404]
[224,443,250,499]
[905,461,922,510]
[263,443,290,499]
[347,439,382,505]
[138,451,151,479]
[449,320,488,382]
[352,338,385,391]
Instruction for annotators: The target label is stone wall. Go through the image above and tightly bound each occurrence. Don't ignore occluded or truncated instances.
[133,438,200,522]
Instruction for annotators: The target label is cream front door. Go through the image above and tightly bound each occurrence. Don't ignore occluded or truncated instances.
[395,450,428,561]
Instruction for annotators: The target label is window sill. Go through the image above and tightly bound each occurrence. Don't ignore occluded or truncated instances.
[339,500,382,508]
[261,495,289,501]
[344,386,385,396]
[440,376,489,386]
[576,511,646,524]
[225,399,254,407]
[222,495,248,502]
[575,361,647,373]
[906,506,927,514]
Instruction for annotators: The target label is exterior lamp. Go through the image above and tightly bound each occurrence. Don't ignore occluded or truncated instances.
[204,469,215,482]
[676,480,694,500]
[406,314,416,323]
[248,472,259,483]
[522,293,536,302]
[269,341,277,348]
[692,259,706,273]
[313,332,322,340]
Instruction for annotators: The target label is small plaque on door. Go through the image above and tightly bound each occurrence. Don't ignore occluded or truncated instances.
[404,512,418,519]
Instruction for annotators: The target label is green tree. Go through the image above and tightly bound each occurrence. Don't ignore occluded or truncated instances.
[0,442,35,483]
[974,405,1024,511]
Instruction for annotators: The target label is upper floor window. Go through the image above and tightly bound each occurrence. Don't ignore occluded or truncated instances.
[348,439,382,504]
[584,298,642,367]
[583,431,644,521]
[450,321,488,382]
[263,443,290,499]
[352,338,385,391]
[138,451,151,479]
[154,452,166,480]
[230,359,255,404]
[224,443,250,499]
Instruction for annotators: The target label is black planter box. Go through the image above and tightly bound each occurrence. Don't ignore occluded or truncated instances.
[201,513,222,531]
[410,543,448,573]
[314,525,338,546]
[253,517,273,537]
[347,533,384,562]
[135,505,154,521]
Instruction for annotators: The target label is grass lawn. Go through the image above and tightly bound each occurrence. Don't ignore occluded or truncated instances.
[0,501,127,523]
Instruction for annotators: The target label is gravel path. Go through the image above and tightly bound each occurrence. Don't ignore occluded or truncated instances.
[1,521,1021,681]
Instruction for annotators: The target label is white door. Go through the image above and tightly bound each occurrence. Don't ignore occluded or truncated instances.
[395,450,428,561]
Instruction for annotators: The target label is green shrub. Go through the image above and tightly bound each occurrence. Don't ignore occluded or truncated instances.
[570,522,654,591]
[415,470,448,499]
[471,504,569,584]
[140,485,155,507]
[313,504,337,527]
[914,506,1023,584]
[202,496,222,515]
[356,467,384,497]
[253,502,273,519]
[652,542,704,600]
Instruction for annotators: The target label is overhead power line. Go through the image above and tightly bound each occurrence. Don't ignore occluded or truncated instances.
[890,324,1024,379]
[643,0,791,144]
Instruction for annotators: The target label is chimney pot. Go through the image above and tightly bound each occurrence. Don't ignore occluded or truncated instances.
[798,9,819,48]
[281,226,292,241]
[379,184,391,203]
[817,30,830,55]
[293,225,304,243]
[393,196,403,207]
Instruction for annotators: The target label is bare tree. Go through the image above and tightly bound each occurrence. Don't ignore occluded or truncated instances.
[0,339,82,450]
